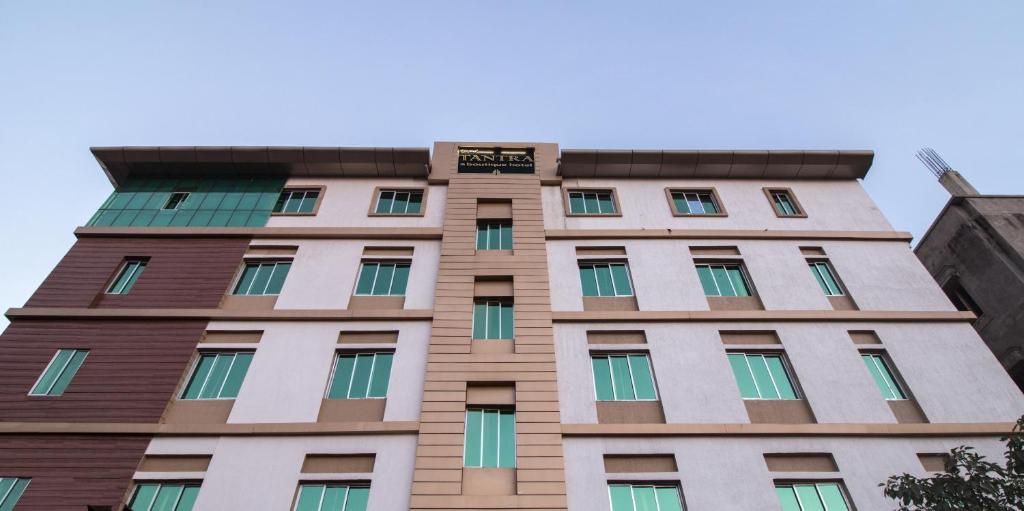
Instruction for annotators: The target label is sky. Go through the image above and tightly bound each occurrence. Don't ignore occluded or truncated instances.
[1,1,1023,327]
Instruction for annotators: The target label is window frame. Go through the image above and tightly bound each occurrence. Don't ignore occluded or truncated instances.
[665,188,728,217]
[463,407,516,468]
[860,350,909,401]
[694,262,754,297]
[178,351,255,401]
[578,260,635,297]
[471,299,514,340]
[127,481,202,511]
[231,259,293,296]
[324,350,395,400]
[590,352,659,401]
[105,258,149,295]
[563,188,622,217]
[774,480,853,511]
[353,260,412,296]
[272,186,325,216]
[607,482,686,511]
[292,482,371,511]
[476,220,513,251]
[162,191,191,211]
[368,187,427,217]
[727,350,802,400]
[28,348,88,397]
[763,187,807,218]
[807,260,845,297]
[0,477,30,509]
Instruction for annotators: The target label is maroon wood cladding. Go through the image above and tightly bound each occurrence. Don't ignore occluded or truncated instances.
[0,319,205,423]
[25,237,250,309]
[0,434,149,510]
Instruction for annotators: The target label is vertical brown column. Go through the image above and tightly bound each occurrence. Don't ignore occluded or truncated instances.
[411,172,567,510]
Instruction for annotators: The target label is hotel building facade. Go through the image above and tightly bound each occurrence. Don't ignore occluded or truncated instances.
[0,142,1020,510]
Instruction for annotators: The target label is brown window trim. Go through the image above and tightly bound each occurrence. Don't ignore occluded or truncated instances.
[271,185,327,217]
[665,188,729,217]
[367,186,428,217]
[763,187,808,218]
[562,187,623,217]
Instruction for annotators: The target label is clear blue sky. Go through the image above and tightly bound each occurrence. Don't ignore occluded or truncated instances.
[2,1,1023,326]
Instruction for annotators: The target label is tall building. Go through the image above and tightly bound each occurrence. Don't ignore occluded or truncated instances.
[0,142,1020,510]
[915,162,1024,390]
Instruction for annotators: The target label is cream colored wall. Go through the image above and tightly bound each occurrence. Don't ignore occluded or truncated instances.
[267,178,446,228]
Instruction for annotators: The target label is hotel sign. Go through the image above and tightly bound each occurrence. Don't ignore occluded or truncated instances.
[458,147,535,174]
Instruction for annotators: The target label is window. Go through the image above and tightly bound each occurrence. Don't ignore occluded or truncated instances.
[472,300,513,340]
[728,353,798,400]
[273,189,320,214]
[477,221,512,250]
[608,483,684,511]
[591,354,657,401]
[163,192,190,210]
[128,482,200,511]
[861,353,907,400]
[768,189,803,217]
[294,484,369,511]
[0,477,29,509]
[29,349,88,396]
[670,189,721,215]
[354,262,410,296]
[776,482,850,511]
[233,260,292,295]
[180,352,254,400]
[942,278,983,317]
[808,262,844,296]
[326,352,394,399]
[567,190,617,215]
[374,189,423,215]
[579,263,634,297]
[696,264,751,297]
[107,259,147,294]
[464,408,515,468]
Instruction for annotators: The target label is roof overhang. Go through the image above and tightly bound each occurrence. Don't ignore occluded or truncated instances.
[558,150,874,179]
[91,146,432,187]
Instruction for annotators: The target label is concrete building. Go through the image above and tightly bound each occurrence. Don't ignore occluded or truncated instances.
[0,142,1020,510]
[915,166,1024,390]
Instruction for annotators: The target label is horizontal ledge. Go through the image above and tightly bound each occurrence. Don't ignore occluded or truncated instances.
[562,422,1014,437]
[545,229,913,242]
[5,307,434,321]
[551,310,975,323]
[74,226,444,240]
[0,421,420,436]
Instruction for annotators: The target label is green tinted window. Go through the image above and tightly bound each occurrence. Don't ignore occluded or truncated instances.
[472,300,513,339]
[809,262,843,296]
[354,262,411,296]
[107,259,147,294]
[862,353,906,400]
[464,408,515,468]
[775,483,850,511]
[181,352,253,400]
[374,189,423,215]
[728,353,798,400]
[696,264,751,297]
[273,189,320,214]
[128,482,201,511]
[327,352,393,399]
[579,263,634,297]
[591,354,658,401]
[771,190,801,216]
[233,261,292,295]
[671,190,720,215]
[0,477,29,511]
[568,191,617,214]
[608,484,684,511]
[29,349,88,396]
[294,484,369,511]
[477,221,513,250]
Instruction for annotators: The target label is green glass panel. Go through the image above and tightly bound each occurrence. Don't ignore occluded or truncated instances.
[499,303,513,339]
[696,266,719,296]
[298,191,318,213]
[245,211,269,227]
[655,487,683,511]
[609,485,634,511]
[500,224,512,250]
[487,303,501,339]
[129,483,159,511]
[32,349,72,395]
[350,354,375,399]
[701,194,719,213]
[355,263,377,295]
[595,265,615,297]
[863,355,892,399]
[776,486,802,511]
[376,191,394,214]
[711,266,736,296]
[198,354,233,399]
[92,210,120,226]
[208,211,232,225]
[568,194,585,214]
[728,354,759,399]
[794,484,826,511]
[821,265,842,295]
[233,265,259,295]
[220,352,253,398]
[598,194,615,214]
[127,191,154,209]
[727,267,750,296]
[329,355,356,399]
[108,191,134,209]
[875,358,905,400]
[255,191,280,210]
[482,410,499,467]
[393,192,409,214]
[295,485,325,511]
[473,303,487,339]
[111,210,141,227]
[122,261,146,292]
[611,264,633,296]
[247,264,273,295]
[168,210,195,226]
[610,356,635,400]
[579,266,599,297]
[151,484,184,511]
[477,225,488,249]
[0,478,15,503]
[748,355,779,399]
[633,486,658,511]
[368,353,393,398]
[673,194,690,214]
[219,191,242,210]
[321,486,347,511]
[182,355,216,399]
[272,193,287,213]
[237,191,260,210]
[498,410,516,468]
[765,356,796,399]
[629,354,657,400]
[283,193,301,213]
[390,265,410,295]
[345,487,369,511]
[817,483,850,511]
[464,409,483,466]
[49,349,87,396]
[226,211,250,227]
[264,262,291,295]
[372,264,395,296]
[583,194,599,214]
[134,210,158,226]
[686,196,703,214]
[199,191,226,210]
[189,210,214,226]
[174,486,199,511]
[2,479,28,511]
[591,357,614,400]
[407,193,422,214]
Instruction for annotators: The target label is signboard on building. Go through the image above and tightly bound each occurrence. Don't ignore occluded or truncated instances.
[457,147,535,174]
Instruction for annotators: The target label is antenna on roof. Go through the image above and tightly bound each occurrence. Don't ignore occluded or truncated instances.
[916,147,953,178]
[916,147,979,197]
